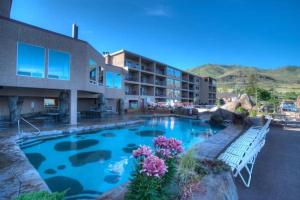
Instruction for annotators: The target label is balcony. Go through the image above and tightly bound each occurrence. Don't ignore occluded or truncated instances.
[125,60,140,70]
[141,79,154,84]
[141,65,154,73]
[126,90,139,95]
[125,76,139,82]
[155,80,166,86]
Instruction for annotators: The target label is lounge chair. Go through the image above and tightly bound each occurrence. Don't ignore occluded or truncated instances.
[218,119,271,187]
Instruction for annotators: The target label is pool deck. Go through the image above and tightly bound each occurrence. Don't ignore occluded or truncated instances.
[235,125,300,200]
[193,124,244,160]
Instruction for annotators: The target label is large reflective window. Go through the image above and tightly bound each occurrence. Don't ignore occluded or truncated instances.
[89,59,97,83]
[89,59,103,85]
[114,73,122,88]
[174,90,181,99]
[167,78,174,87]
[174,80,181,88]
[174,69,181,78]
[17,42,45,78]
[166,89,174,98]
[167,67,174,76]
[48,49,70,80]
[105,71,122,89]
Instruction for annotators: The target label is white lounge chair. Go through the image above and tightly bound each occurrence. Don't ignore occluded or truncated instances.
[218,119,271,187]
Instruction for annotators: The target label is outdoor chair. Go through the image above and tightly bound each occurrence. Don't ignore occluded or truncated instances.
[218,119,271,187]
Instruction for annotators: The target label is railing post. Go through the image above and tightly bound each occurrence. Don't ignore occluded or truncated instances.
[17,119,20,135]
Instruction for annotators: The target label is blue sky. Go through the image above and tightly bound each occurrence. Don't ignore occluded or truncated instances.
[11,0,300,70]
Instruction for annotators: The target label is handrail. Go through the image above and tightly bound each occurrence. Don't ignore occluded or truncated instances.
[18,117,41,136]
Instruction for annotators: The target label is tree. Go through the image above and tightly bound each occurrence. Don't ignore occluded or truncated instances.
[284,92,299,101]
[257,88,271,101]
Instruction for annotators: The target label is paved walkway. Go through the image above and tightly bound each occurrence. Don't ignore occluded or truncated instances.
[236,125,300,200]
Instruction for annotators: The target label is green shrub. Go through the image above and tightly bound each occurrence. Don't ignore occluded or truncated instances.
[15,191,65,200]
[249,109,257,117]
[177,151,203,185]
[201,159,230,174]
[125,169,165,200]
[235,106,246,114]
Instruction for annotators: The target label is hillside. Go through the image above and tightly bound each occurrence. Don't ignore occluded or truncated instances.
[188,64,300,93]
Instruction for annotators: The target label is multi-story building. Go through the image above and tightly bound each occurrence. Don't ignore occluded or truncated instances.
[0,0,216,124]
[105,50,216,109]
[0,1,125,125]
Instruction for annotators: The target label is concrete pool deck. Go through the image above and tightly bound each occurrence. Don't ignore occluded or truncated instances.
[236,125,300,200]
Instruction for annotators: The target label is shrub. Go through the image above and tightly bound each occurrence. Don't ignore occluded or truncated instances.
[176,151,208,199]
[249,109,257,117]
[15,191,65,200]
[126,137,183,200]
[201,159,230,174]
[235,106,246,114]
[177,151,201,185]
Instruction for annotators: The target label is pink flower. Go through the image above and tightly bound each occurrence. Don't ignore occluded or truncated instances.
[167,138,184,155]
[156,148,171,159]
[154,136,168,148]
[132,145,152,158]
[140,155,168,177]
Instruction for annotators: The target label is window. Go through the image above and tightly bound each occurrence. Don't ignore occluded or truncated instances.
[174,80,181,88]
[167,78,174,87]
[129,100,138,109]
[44,98,58,108]
[166,89,174,98]
[89,59,103,85]
[17,42,45,78]
[106,71,122,89]
[174,90,181,99]
[167,67,174,76]
[174,69,181,78]
[48,49,70,80]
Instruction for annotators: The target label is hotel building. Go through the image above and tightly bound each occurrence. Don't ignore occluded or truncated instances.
[0,0,216,125]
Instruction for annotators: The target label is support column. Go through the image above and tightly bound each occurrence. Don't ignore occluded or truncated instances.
[8,96,23,124]
[70,89,77,125]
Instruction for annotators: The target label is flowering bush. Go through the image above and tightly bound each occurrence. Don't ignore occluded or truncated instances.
[132,145,152,159]
[154,136,184,158]
[141,155,168,177]
[167,138,184,156]
[126,136,184,200]
[154,136,169,148]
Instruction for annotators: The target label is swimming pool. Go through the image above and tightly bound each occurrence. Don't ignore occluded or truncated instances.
[21,117,224,199]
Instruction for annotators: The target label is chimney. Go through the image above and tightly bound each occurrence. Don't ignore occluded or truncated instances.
[0,0,13,18]
[72,24,78,39]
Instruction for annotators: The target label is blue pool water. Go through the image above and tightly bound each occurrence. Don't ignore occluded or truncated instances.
[21,117,224,199]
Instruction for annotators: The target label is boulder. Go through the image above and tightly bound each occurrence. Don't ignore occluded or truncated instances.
[239,94,255,111]
[187,171,238,200]
[221,100,240,113]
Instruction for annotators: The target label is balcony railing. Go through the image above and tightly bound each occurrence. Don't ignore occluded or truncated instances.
[155,70,166,76]
[155,80,166,86]
[141,79,154,84]
[141,92,153,96]
[141,66,154,72]
[125,77,139,82]
[155,93,166,97]
[182,77,189,82]
[126,91,139,95]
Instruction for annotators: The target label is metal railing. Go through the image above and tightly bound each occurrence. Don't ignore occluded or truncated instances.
[18,117,41,136]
